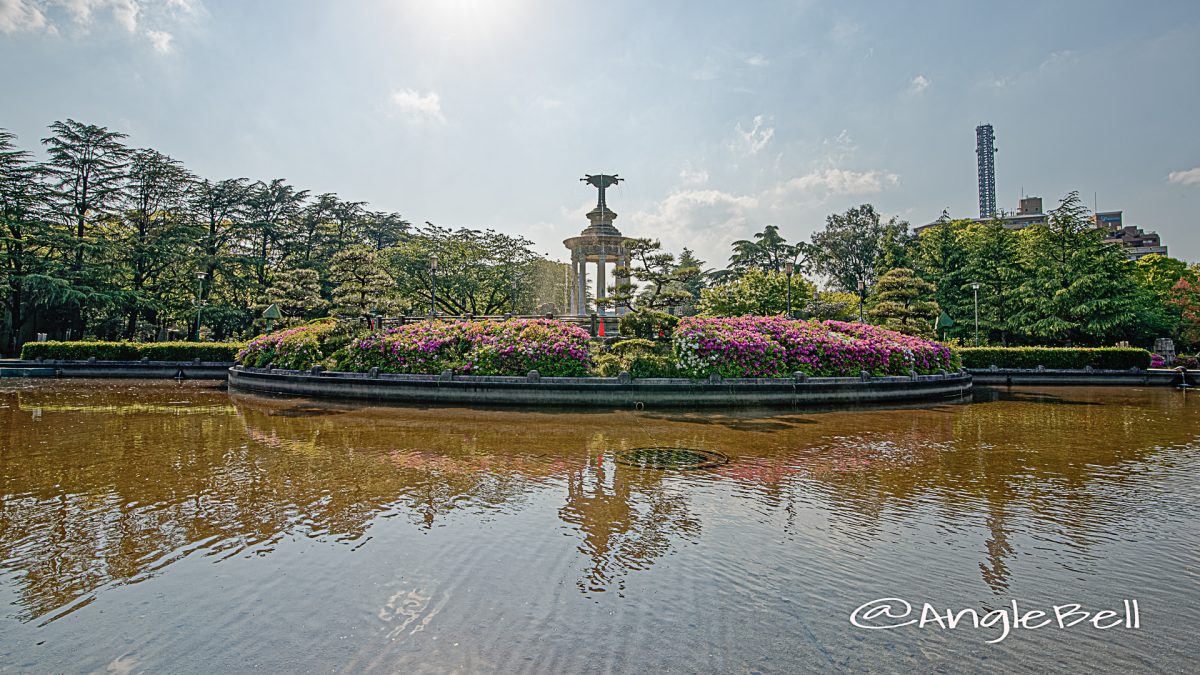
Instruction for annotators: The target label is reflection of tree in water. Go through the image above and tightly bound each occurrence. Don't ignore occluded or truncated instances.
[1,382,1194,622]
[0,387,568,622]
[557,434,701,596]
[728,389,1199,594]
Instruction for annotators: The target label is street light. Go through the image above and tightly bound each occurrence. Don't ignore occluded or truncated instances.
[511,276,519,314]
[429,253,439,317]
[856,279,866,322]
[971,282,981,346]
[194,273,206,341]
[784,261,794,318]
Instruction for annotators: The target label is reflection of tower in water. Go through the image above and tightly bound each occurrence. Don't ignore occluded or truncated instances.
[557,435,701,595]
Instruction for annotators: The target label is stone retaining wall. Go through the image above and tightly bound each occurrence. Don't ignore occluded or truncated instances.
[0,360,234,379]
[967,367,1197,387]
[227,366,973,408]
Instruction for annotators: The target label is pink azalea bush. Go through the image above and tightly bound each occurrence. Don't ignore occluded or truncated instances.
[237,321,337,370]
[672,316,959,378]
[340,319,592,376]
[1150,353,1166,368]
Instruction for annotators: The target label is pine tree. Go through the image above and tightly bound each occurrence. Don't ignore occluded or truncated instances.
[868,267,939,336]
[606,238,700,312]
[1014,192,1145,345]
[41,119,132,337]
[265,267,329,322]
[330,246,394,317]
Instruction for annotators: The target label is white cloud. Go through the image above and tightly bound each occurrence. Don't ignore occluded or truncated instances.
[908,74,930,94]
[0,0,48,32]
[145,27,170,52]
[60,0,139,32]
[732,115,774,155]
[389,88,446,124]
[1,0,197,37]
[1167,167,1200,186]
[679,165,709,185]
[632,189,760,263]
[744,53,769,67]
[779,168,899,196]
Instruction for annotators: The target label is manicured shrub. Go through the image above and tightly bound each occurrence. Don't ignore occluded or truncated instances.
[21,341,242,362]
[593,338,678,377]
[672,316,959,378]
[958,347,1151,370]
[237,321,339,370]
[618,309,679,339]
[340,319,592,377]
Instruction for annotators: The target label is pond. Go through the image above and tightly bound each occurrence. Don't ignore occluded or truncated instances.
[0,380,1197,672]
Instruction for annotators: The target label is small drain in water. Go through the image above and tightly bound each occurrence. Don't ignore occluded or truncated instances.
[614,447,728,470]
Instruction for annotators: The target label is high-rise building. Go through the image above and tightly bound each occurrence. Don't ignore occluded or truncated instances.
[975,124,997,218]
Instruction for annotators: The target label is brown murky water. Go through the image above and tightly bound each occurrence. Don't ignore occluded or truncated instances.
[0,380,1197,673]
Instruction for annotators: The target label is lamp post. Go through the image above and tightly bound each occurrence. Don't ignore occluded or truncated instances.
[429,253,439,317]
[194,273,206,341]
[784,261,794,318]
[856,279,865,323]
[511,276,519,314]
[971,281,981,346]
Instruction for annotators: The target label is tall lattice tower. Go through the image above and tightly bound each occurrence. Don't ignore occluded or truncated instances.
[975,124,997,218]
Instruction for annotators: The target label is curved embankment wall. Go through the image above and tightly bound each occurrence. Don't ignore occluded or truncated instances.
[967,367,1197,387]
[227,365,973,408]
[0,360,233,379]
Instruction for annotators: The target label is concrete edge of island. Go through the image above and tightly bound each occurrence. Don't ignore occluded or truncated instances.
[226,365,974,408]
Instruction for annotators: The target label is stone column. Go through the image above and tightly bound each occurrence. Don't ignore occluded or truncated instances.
[596,254,607,315]
[618,250,631,315]
[577,254,587,314]
[568,252,579,314]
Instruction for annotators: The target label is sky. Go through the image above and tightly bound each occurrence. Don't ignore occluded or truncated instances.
[2,0,1199,267]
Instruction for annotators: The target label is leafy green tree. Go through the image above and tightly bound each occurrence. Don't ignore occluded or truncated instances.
[246,178,308,289]
[698,268,815,317]
[265,267,329,323]
[606,238,701,312]
[330,246,394,317]
[0,129,49,354]
[868,267,939,336]
[811,204,899,298]
[360,210,411,251]
[728,224,807,274]
[875,220,917,277]
[913,218,968,316]
[674,247,708,312]
[386,224,539,315]
[1168,277,1200,348]
[957,220,1025,345]
[41,119,132,337]
[1133,254,1195,301]
[1013,192,1147,345]
[118,148,195,338]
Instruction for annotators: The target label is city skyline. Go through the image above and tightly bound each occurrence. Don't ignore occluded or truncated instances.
[1,0,1198,265]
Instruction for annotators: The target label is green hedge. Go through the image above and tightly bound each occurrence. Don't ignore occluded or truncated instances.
[20,341,243,362]
[618,309,680,339]
[959,347,1151,370]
